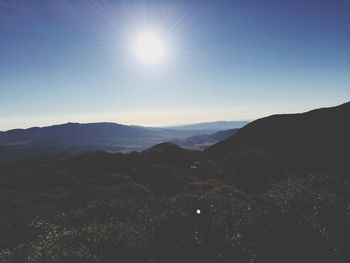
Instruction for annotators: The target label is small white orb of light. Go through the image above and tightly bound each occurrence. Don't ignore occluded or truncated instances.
[134,31,166,65]
[196,209,201,215]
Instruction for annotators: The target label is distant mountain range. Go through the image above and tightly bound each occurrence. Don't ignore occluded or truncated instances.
[166,121,248,131]
[0,121,247,161]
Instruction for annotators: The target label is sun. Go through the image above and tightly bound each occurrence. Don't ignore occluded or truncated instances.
[134,31,166,65]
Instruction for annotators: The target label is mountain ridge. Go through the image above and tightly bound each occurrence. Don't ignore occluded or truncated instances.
[0,121,243,161]
[205,101,350,172]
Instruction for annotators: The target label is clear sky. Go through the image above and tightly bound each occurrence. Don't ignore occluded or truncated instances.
[1,0,349,130]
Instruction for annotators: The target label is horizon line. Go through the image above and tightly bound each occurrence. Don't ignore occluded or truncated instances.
[0,119,252,132]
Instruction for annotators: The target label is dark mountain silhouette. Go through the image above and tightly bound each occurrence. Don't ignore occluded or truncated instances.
[206,101,350,172]
[172,128,239,150]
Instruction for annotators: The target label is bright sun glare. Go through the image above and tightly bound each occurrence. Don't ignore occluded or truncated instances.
[134,31,166,65]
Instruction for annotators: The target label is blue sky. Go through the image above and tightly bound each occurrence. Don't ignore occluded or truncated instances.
[1,0,349,130]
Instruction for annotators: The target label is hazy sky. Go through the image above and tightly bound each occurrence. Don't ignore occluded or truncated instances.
[1,0,349,130]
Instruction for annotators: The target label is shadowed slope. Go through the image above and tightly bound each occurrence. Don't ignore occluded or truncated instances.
[206,102,350,171]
